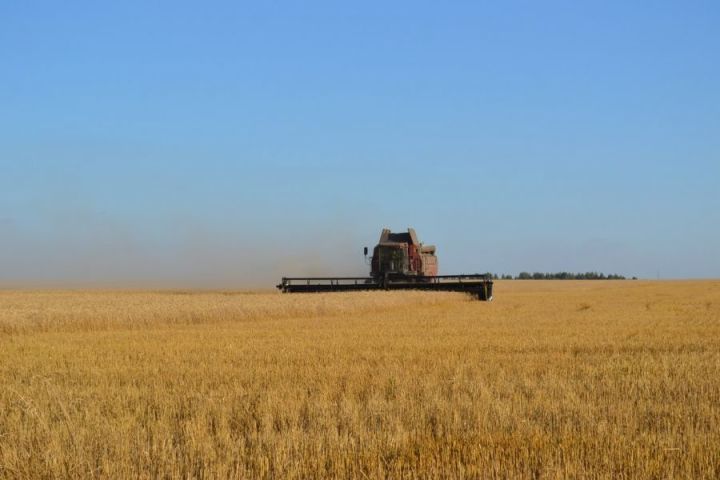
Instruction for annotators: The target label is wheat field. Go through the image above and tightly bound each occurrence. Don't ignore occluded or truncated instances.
[0,281,718,478]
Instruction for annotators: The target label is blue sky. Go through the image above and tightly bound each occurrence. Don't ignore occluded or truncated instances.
[1,1,718,286]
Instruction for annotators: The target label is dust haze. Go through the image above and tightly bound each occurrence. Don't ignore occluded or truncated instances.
[0,207,371,289]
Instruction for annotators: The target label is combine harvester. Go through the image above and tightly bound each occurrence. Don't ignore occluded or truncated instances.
[277,228,493,300]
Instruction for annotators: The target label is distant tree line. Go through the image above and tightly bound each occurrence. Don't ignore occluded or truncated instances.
[481,272,632,280]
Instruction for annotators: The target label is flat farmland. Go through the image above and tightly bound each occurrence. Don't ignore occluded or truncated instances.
[1,281,718,478]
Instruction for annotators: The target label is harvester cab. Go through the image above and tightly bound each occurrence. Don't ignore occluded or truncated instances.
[370,228,438,279]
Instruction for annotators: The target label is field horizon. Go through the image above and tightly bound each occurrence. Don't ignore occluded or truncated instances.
[2,277,717,292]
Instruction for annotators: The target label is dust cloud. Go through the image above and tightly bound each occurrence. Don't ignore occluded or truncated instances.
[0,210,373,290]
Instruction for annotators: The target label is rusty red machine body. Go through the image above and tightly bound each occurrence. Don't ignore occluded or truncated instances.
[371,228,438,277]
[277,228,493,300]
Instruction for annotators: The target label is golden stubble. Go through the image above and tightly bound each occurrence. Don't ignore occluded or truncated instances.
[0,281,718,478]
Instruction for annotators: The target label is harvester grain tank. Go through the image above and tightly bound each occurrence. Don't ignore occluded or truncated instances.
[277,228,493,300]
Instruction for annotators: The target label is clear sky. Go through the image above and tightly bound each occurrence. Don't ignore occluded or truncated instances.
[1,1,718,287]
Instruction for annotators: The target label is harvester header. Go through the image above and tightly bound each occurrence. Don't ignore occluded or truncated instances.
[277,228,493,300]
